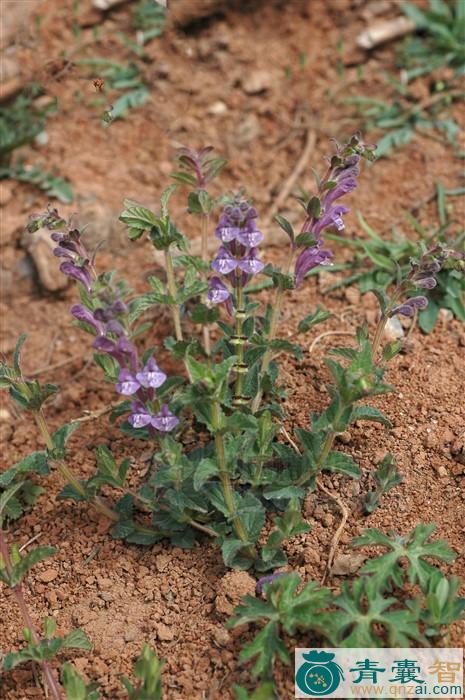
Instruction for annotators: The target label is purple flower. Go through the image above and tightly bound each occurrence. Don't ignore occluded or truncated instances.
[256,572,286,596]
[295,246,333,287]
[128,401,153,428]
[116,369,141,395]
[111,300,128,315]
[70,304,103,334]
[390,296,428,317]
[207,277,230,304]
[237,249,264,275]
[105,319,125,336]
[215,221,240,243]
[135,357,166,389]
[313,205,349,236]
[59,261,92,292]
[151,404,179,432]
[324,177,358,207]
[212,247,238,275]
[415,276,437,290]
[236,228,263,248]
[93,336,117,353]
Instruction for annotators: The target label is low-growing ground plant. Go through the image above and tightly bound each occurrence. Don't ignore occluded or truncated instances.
[1,135,463,697]
[0,86,74,202]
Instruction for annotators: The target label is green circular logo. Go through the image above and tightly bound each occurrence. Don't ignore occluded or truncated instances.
[296,650,344,696]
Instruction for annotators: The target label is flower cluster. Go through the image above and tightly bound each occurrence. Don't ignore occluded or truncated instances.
[208,196,265,307]
[294,134,376,287]
[390,248,444,318]
[73,293,178,434]
[28,209,178,435]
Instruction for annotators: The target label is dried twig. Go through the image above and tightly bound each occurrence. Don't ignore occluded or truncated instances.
[309,330,353,353]
[30,354,82,377]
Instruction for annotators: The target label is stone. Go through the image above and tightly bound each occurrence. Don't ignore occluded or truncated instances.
[242,70,273,95]
[208,100,228,116]
[383,316,404,342]
[155,623,174,642]
[215,571,256,617]
[22,228,68,292]
[331,552,366,576]
[38,568,58,583]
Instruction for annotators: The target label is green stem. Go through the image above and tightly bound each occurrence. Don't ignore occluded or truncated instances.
[232,271,248,407]
[212,402,256,557]
[251,248,296,413]
[200,212,211,356]
[164,248,183,342]
[295,404,346,487]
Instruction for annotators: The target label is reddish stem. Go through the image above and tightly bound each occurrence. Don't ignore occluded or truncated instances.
[0,530,64,700]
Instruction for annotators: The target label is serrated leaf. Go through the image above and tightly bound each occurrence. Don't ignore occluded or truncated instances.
[63,629,92,651]
[324,451,361,479]
[350,405,391,427]
[193,458,218,490]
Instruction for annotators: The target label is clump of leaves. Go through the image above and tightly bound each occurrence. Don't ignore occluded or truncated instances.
[364,453,401,513]
[0,85,55,166]
[229,525,463,689]
[344,79,462,157]
[0,162,73,203]
[399,0,465,81]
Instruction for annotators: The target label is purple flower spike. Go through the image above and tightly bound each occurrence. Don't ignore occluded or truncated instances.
[408,296,428,309]
[237,228,263,248]
[212,247,238,275]
[116,369,141,395]
[111,300,128,315]
[136,357,167,389]
[207,277,230,304]
[151,404,179,432]
[59,261,92,292]
[391,296,428,317]
[128,401,153,428]
[295,246,332,287]
[70,304,103,334]
[53,246,74,259]
[237,249,264,275]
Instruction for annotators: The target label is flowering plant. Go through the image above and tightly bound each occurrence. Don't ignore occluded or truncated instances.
[1,135,451,576]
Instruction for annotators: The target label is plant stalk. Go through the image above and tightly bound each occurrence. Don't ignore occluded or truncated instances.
[232,271,248,407]
[251,247,296,413]
[0,531,64,700]
[212,402,256,558]
[200,212,212,355]
[164,249,183,342]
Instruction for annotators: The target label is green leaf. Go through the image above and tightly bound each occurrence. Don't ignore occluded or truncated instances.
[233,682,277,700]
[353,524,456,592]
[9,546,56,587]
[193,458,218,491]
[51,422,80,459]
[297,306,332,333]
[13,333,27,374]
[61,662,100,700]
[274,215,294,242]
[350,405,391,428]
[63,629,92,651]
[325,451,361,479]
[222,539,251,568]
[120,201,157,233]
[418,300,440,333]
[239,621,289,679]
[0,482,25,525]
